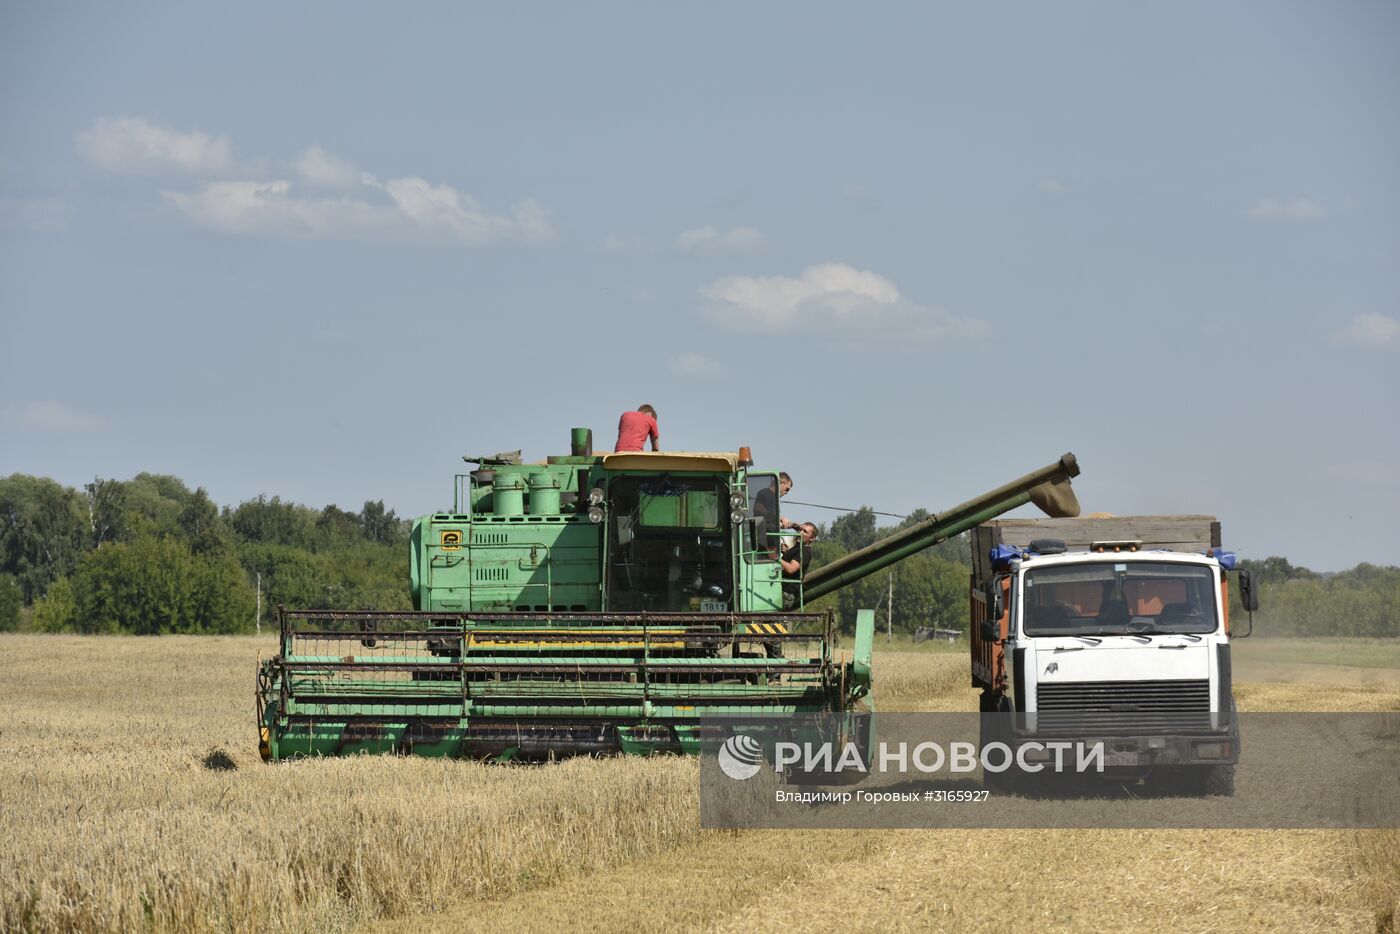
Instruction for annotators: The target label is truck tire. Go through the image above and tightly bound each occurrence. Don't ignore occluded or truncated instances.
[1200,763,1235,797]
[1153,764,1234,797]
[980,694,1018,795]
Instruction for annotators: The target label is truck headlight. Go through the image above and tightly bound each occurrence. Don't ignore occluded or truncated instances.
[588,505,605,523]
[588,488,605,506]
[729,491,746,510]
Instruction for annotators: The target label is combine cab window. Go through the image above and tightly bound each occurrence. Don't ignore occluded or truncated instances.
[1022,561,1218,636]
[745,473,781,563]
[606,476,733,612]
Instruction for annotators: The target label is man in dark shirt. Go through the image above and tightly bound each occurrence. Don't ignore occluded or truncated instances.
[781,521,818,610]
[751,471,793,550]
[614,404,660,452]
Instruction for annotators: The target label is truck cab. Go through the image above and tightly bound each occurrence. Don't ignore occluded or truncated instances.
[972,519,1257,795]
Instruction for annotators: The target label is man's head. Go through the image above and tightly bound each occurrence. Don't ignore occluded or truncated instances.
[779,472,792,496]
[799,521,818,543]
[638,404,656,418]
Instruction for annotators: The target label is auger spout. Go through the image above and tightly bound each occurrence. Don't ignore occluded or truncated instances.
[801,453,1081,602]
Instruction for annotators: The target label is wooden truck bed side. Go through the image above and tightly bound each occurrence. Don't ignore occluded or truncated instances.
[971,515,1220,587]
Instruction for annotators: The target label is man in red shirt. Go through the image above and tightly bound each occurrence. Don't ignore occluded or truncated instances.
[614,404,660,452]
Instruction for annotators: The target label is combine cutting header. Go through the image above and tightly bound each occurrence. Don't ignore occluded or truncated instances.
[257,429,1081,761]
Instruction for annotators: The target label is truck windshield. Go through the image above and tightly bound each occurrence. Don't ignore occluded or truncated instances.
[1022,561,1219,636]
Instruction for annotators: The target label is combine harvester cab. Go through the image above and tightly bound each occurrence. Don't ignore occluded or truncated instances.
[258,430,1081,762]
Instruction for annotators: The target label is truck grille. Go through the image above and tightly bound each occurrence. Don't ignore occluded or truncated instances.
[1035,679,1212,734]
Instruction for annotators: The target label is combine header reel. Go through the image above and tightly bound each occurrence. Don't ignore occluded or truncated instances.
[258,606,872,761]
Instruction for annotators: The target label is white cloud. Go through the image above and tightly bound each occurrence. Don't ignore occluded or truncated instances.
[77,116,235,176]
[79,117,555,247]
[702,262,989,345]
[163,181,386,239]
[378,177,554,246]
[676,225,767,254]
[1038,179,1067,195]
[295,146,364,189]
[1248,197,1326,221]
[163,177,554,246]
[669,353,724,376]
[1,401,104,432]
[704,262,900,331]
[1332,314,1399,349]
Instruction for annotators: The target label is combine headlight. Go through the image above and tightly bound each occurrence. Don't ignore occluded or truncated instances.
[730,510,746,524]
[729,491,746,510]
[588,487,605,506]
[588,505,605,523]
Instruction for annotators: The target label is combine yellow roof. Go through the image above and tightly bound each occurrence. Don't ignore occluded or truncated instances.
[601,451,740,473]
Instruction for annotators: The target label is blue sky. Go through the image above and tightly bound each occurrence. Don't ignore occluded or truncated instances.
[1,3,1397,571]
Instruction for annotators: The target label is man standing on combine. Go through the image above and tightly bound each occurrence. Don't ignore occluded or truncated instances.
[614,404,660,452]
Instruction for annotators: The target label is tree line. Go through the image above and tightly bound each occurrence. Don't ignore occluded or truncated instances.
[1,475,1394,637]
[1224,555,1399,638]
[802,506,972,636]
[0,473,409,634]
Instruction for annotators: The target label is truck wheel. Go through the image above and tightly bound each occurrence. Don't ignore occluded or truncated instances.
[980,694,1017,794]
[1156,764,1234,797]
[1200,763,1235,797]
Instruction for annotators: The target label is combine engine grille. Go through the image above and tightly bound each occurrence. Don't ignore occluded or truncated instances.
[258,607,849,760]
[1034,679,1212,734]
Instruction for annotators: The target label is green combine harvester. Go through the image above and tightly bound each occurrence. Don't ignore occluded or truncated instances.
[257,429,1080,761]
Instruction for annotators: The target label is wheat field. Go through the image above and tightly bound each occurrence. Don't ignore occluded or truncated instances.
[1,634,1396,933]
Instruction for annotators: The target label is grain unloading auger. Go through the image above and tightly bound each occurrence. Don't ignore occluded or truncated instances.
[257,432,1080,761]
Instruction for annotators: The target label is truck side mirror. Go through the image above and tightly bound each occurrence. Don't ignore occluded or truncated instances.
[979,618,1000,643]
[982,580,1003,624]
[1238,569,1259,612]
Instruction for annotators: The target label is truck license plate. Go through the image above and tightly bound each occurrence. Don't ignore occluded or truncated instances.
[1106,753,1146,767]
[700,600,728,612]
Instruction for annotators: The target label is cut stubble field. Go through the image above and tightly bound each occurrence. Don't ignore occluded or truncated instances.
[1,634,1397,933]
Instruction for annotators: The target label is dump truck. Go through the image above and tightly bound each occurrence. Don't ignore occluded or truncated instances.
[257,430,1082,761]
[969,516,1259,794]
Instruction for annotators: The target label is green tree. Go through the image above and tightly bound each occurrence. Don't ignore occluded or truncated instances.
[84,477,129,547]
[31,577,78,631]
[827,507,878,551]
[326,542,412,610]
[0,474,89,603]
[178,487,233,556]
[51,534,255,634]
[316,504,364,550]
[227,495,317,549]
[121,473,197,538]
[360,500,404,546]
[238,542,322,624]
[0,572,20,631]
[1240,555,1318,587]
